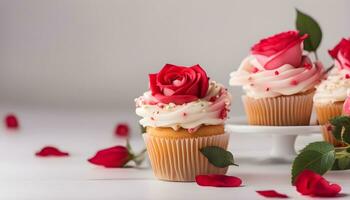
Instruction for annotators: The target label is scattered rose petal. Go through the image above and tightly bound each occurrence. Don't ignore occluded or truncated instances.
[35,146,69,157]
[4,114,19,129]
[312,177,342,197]
[88,146,131,168]
[295,170,341,197]
[195,174,242,187]
[115,123,129,137]
[256,190,288,198]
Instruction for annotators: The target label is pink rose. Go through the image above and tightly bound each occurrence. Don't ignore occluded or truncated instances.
[251,30,308,70]
[149,64,209,105]
[328,38,350,70]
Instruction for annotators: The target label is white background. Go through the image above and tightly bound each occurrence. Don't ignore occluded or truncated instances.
[1,0,350,115]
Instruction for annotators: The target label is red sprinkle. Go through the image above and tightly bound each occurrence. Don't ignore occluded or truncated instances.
[209,96,217,102]
[291,80,298,85]
[219,108,227,120]
[251,67,259,73]
[266,87,270,92]
[274,71,279,75]
[345,74,350,79]
[182,112,187,117]
[303,62,312,70]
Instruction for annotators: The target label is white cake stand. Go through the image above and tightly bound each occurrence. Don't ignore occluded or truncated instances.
[225,121,321,162]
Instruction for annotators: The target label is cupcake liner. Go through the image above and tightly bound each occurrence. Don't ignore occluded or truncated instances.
[314,102,343,125]
[143,133,229,182]
[321,124,346,147]
[242,91,314,126]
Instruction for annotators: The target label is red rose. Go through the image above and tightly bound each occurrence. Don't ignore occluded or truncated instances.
[88,146,131,168]
[328,38,350,70]
[251,30,308,70]
[149,64,209,105]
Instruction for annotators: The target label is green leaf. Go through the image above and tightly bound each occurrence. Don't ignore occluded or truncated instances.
[343,127,350,144]
[200,146,238,168]
[338,156,350,170]
[295,9,322,52]
[140,124,146,134]
[291,142,335,184]
[332,125,343,141]
[330,116,350,144]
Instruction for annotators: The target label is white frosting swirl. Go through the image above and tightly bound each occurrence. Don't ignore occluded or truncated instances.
[229,56,323,99]
[135,81,231,131]
[314,67,350,104]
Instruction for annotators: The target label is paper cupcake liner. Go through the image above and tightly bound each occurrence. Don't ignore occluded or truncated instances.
[321,124,346,147]
[143,133,230,182]
[314,102,343,125]
[242,91,314,126]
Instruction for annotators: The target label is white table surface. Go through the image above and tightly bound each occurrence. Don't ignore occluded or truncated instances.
[0,106,349,200]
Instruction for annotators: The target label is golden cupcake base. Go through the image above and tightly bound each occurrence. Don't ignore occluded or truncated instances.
[143,126,229,182]
[242,90,314,126]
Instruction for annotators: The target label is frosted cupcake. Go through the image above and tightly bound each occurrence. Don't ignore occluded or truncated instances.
[136,64,231,181]
[315,38,350,145]
[230,31,323,126]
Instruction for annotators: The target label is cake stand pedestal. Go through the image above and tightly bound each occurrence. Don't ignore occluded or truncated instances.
[225,123,321,163]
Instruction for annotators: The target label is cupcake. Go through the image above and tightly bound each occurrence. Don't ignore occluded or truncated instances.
[314,38,350,146]
[135,64,231,181]
[230,31,324,126]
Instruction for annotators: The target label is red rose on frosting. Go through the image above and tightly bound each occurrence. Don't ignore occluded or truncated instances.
[149,64,209,105]
[328,38,350,70]
[251,30,308,70]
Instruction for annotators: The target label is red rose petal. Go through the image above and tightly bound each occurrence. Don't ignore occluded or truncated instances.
[35,146,69,157]
[295,170,342,197]
[256,190,288,198]
[195,174,242,187]
[311,177,342,197]
[88,146,131,168]
[115,123,129,137]
[295,170,323,195]
[4,114,19,129]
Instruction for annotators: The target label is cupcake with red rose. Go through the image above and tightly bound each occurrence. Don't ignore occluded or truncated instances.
[230,31,324,126]
[314,38,350,145]
[135,64,231,181]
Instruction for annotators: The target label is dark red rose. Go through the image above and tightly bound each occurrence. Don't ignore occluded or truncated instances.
[35,146,69,157]
[149,64,209,105]
[195,174,242,187]
[328,38,350,70]
[251,30,308,70]
[295,170,341,197]
[115,123,129,137]
[4,114,19,129]
[88,146,131,168]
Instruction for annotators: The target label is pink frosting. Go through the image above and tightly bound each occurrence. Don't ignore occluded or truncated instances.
[230,56,324,98]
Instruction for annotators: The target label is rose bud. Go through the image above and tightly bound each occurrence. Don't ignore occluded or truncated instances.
[251,30,308,70]
[88,144,147,168]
